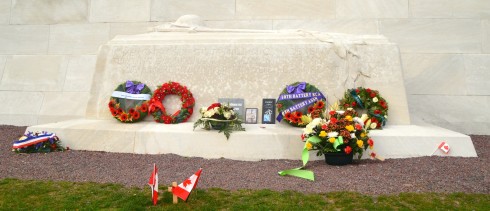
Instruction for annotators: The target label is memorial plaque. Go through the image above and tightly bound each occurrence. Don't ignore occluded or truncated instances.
[262,98,276,124]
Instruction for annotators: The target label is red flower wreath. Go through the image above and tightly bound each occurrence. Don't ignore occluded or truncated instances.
[148,81,195,124]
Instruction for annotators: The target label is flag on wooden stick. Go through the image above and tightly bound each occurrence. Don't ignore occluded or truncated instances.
[148,163,158,205]
[172,168,202,201]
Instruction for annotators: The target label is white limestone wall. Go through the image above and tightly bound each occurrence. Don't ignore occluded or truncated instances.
[0,0,489,135]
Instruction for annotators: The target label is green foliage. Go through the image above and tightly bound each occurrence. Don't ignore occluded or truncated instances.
[0,178,488,210]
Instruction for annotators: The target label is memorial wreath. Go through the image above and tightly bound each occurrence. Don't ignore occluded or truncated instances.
[339,87,388,129]
[109,80,152,123]
[149,81,195,124]
[276,82,327,127]
[12,131,64,153]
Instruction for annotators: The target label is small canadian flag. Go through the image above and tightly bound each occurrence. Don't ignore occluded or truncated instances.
[172,168,202,201]
[438,141,450,154]
[148,163,158,205]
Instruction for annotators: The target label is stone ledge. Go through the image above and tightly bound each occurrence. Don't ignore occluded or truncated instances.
[26,119,477,161]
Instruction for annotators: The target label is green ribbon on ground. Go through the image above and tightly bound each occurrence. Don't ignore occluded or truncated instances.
[278,136,322,181]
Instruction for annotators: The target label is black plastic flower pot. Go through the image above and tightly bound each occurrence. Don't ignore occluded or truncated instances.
[324,152,354,166]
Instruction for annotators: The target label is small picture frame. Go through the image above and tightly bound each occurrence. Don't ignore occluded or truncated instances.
[245,108,258,124]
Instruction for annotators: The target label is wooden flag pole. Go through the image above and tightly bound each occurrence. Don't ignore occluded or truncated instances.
[167,182,178,204]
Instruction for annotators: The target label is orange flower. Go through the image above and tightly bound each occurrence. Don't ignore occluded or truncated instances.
[120,113,128,122]
[284,112,292,120]
[131,111,140,120]
[315,101,325,109]
[293,111,303,118]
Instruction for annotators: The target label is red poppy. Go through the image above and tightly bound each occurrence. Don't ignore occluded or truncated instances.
[129,108,135,114]
[330,117,338,124]
[351,101,356,107]
[140,103,148,113]
[117,108,123,115]
[370,92,376,98]
[293,111,303,118]
[344,146,352,154]
[307,106,314,113]
[131,111,140,120]
[110,108,118,116]
[374,110,381,114]
[120,113,128,121]
[329,110,336,116]
[368,139,374,146]
[290,117,299,123]
[315,101,325,109]
[284,112,292,120]
[108,100,115,108]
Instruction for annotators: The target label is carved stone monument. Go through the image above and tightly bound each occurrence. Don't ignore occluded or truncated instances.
[27,16,476,160]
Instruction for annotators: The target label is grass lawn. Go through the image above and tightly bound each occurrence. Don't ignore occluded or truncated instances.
[0,178,488,210]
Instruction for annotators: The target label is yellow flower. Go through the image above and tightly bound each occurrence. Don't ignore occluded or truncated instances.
[345,115,353,121]
[345,125,354,132]
[369,145,373,149]
[329,137,336,143]
[357,140,364,148]
[360,132,366,138]
[319,131,327,137]
[306,142,313,150]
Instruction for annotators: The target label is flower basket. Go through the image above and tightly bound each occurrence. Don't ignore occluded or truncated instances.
[193,103,245,139]
[324,152,353,166]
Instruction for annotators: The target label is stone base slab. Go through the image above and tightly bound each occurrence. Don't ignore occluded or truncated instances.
[26,119,477,161]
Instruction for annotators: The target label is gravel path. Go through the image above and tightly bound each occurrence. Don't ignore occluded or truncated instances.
[1,125,488,195]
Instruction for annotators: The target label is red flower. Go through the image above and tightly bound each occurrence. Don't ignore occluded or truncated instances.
[351,101,356,107]
[380,101,387,109]
[321,124,327,130]
[162,116,173,124]
[110,108,118,116]
[356,89,360,93]
[277,104,283,109]
[284,112,292,120]
[131,111,140,120]
[188,108,193,115]
[355,124,362,130]
[129,108,135,114]
[307,106,314,113]
[344,146,352,154]
[329,110,336,116]
[50,144,57,150]
[370,92,376,98]
[120,113,128,122]
[330,117,337,124]
[117,108,123,115]
[315,101,325,109]
[370,152,376,159]
[344,104,349,108]
[108,100,115,108]
[368,139,374,146]
[374,110,381,114]
[207,103,221,110]
[290,117,298,123]
[139,103,148,113]
[293,111,302,118]
[366,88,372,93]
[301,134,305,141]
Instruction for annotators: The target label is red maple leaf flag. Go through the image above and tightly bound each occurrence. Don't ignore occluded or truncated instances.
[148,163,158,205]
[438,141,450,154]
[172,168,202,201]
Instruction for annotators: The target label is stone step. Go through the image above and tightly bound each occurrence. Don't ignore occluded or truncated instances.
[26,119,477,161]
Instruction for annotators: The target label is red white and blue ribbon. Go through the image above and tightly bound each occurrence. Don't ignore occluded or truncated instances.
[12,132,56,149]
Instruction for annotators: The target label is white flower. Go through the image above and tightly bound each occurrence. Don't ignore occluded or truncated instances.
[350,133,356,139]
[213,107,220,114]
[353,117,364,127]
[373,97,378,103]
[327,132,339,138]
[310,118,322,126]
[360,114,369,122]
[223,111,232,119]
[303,127,313,135]
[370,122,377,129]
[230,110,235,115]
[384,115,388,119]
[347,108,353,111]
[203,110,215,118]
[336,110,345,115]
[199,107,208,114]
